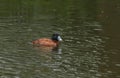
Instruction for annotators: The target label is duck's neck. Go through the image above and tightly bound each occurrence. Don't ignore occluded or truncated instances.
[52,40,58,43]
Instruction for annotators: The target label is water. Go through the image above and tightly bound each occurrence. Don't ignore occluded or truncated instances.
[0,0,120,78]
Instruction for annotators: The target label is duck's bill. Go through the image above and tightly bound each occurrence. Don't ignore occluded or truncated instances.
[58,36,63,41]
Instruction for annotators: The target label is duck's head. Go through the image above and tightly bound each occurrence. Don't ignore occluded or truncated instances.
[51,33,63,42]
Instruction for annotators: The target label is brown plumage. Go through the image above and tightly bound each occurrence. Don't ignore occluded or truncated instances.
[32,38,58,47]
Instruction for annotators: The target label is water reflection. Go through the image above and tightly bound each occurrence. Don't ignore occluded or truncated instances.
[98,0,120,78]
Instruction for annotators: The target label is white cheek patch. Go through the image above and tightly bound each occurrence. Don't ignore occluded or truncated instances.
[58,36,63,41]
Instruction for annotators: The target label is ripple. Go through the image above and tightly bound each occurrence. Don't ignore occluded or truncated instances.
[115,64,120,67]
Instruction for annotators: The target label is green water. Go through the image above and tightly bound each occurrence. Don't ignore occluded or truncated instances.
[0,0,120,78]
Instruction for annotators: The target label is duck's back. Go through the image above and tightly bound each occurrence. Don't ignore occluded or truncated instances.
[32,38,58,47]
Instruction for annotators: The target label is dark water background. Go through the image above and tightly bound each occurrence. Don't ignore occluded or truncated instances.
[0,0,120,78]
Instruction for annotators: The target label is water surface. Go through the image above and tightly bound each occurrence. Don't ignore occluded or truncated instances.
[0,0,120,78]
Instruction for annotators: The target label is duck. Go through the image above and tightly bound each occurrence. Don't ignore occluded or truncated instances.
[32,33,63,48]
